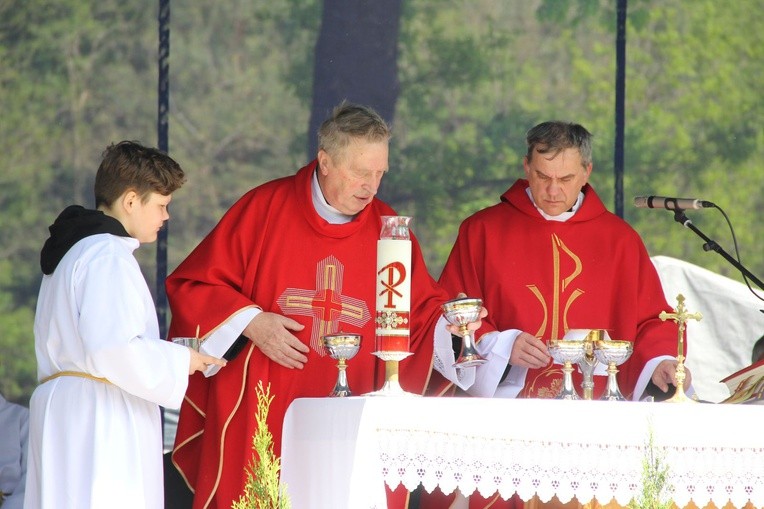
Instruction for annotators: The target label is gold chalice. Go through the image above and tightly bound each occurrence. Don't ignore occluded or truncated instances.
[593,340,633,401]
[322,333,361,397]
[547,339,586,400]
[441,297,487,368]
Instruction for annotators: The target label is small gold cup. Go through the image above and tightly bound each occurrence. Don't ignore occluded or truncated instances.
[323,333,362,397]
[593,339,633,401]
[548,339,587,400]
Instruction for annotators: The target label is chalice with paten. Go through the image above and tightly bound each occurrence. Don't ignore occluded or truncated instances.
[323,333,362,397]
[593,339,633,401]
[441,297,487,368]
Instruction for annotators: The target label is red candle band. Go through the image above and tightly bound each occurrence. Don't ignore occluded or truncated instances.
[375,335,410,353]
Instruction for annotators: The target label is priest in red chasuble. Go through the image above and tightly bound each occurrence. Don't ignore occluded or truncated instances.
[166,101,482,509]
[425,121,692,509]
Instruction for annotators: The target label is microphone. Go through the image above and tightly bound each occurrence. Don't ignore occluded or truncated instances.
[633,195,715,210]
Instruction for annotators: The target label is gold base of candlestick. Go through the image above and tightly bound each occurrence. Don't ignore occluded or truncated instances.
[664,356,696,404]
[364,352,420,397]
[665,390,696,403]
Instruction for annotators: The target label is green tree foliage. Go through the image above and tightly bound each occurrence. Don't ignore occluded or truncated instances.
[629,425,673,509]
[232,381,291,509]
[622,2,764,280]
[0,0,160,403]
[1,0,762,405]
[389,0,621,271]
[167,0,320,260]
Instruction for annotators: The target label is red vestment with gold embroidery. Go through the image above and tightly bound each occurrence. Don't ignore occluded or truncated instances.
[424,179,682,509]
[166,161,449,508]
[439,179,680,401]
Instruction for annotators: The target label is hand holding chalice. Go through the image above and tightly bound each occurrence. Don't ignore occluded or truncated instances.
[441,297,487,368]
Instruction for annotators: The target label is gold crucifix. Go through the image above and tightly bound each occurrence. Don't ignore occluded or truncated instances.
[659,294,702,403]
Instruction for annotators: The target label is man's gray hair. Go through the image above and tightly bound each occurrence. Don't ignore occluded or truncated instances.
[318,101,391,159]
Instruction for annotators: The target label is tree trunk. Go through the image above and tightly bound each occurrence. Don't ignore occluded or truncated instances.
[307,0,403,158]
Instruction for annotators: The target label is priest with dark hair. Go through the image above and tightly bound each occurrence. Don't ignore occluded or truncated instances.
[425,121,691,509]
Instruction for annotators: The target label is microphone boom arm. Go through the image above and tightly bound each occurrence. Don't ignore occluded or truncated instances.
[673,209,764,292]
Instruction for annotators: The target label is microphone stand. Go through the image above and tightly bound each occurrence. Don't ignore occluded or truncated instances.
[673,209,764,292]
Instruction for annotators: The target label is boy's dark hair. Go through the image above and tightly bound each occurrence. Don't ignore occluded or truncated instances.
[94,141,186,208]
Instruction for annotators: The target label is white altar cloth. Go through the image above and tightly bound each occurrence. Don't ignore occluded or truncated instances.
[280,397,764,509]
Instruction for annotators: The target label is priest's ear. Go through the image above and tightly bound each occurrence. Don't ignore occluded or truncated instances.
[317,149,332,175]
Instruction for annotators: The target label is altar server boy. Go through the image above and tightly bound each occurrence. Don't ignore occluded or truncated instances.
[24,141,226,509]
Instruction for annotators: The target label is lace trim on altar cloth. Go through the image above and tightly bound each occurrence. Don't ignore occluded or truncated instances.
[375,428,764,508]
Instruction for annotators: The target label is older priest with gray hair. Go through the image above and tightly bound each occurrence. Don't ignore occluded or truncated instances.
[166,101,483,509]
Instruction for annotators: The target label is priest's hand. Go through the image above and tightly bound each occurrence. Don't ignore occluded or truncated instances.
[189,350,227,375]
[509,332,551,369]
[445,306,489,337]
[244,312,309,369]
[651,359,693,393]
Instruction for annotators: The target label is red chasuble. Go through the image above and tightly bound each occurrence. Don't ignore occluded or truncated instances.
[166,161,449,509]
[439,179,681,401]
[423,180,683,509]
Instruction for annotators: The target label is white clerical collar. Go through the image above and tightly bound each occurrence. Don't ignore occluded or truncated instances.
[312,168,355,224]
[525,187,584,222]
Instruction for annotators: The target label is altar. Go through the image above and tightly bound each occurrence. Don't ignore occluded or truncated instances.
[280,397,764,509]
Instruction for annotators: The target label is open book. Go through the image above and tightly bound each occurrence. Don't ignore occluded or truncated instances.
[720,358,764,404]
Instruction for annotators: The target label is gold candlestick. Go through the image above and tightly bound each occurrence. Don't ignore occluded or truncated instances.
[659,294,702,403]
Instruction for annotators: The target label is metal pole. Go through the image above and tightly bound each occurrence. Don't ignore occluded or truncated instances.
[614,0,627,218]
[156,0,170,337]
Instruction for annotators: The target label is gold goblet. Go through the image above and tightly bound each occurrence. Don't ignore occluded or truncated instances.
[322,333,361,397]
[548,339,586,400]
[593,340,633,401]
[441,297,487,368]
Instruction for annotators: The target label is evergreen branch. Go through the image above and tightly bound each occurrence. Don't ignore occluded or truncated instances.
[629,423,673,509]
[232,381,291,509]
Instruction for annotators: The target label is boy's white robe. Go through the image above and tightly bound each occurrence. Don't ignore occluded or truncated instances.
[24,234,190,509]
